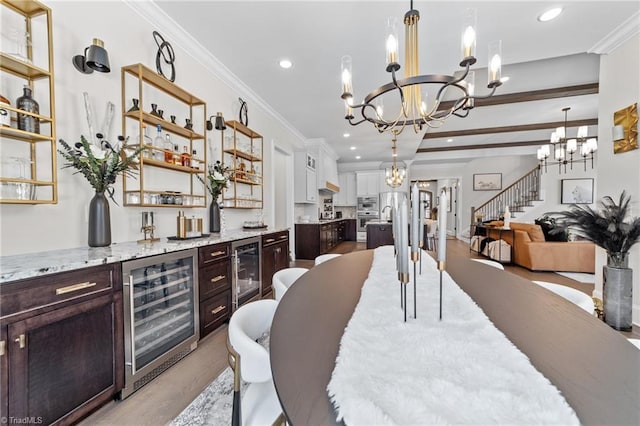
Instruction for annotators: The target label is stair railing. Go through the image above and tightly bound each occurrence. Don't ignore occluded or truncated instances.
[471,166,541,225]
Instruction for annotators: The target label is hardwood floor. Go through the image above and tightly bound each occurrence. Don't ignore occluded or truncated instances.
[82,238,638,425]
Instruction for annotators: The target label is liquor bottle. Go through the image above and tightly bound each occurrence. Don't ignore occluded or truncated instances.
[0,93,10,127]
[191,149,200,170]
[172,144,181,165]
[163,134,174,163]
[153,124,164,161]
[139,124,153,159]
[16,85,39,133]
[181,146,191,167]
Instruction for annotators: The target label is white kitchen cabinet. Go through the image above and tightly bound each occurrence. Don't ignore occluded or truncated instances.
[294,151,317,203]
[356,171,381,196]
[335,172,356,206]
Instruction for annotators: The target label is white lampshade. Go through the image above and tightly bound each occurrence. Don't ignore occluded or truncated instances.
[577,126,588,139]
[567,139,577,153]
[555,126,565,139]
[612,125,625,141]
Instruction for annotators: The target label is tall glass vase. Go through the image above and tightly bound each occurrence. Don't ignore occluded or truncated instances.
[210,199,221,233]
[89,191,111,247]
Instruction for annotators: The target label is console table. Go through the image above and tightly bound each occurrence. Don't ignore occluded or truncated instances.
[270,250,640,425]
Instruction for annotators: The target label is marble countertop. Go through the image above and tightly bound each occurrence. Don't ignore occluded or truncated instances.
[366,220,393,226]
[0,227,288,284]
[295,218,354,225]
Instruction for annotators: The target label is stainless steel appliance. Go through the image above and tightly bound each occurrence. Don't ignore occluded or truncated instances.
[231,237,262,311]
[357,196,378,212]
[121,249,199,399]
[357,210,380,232]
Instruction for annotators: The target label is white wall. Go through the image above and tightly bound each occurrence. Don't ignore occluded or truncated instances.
[0,1,304,256]
[595,34,640,326]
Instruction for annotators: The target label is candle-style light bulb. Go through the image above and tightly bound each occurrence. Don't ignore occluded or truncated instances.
[385,17,399,68]
[437,189,447,264]
[487,40,502,86]
[341,55,353,98]
[460,8,477,62]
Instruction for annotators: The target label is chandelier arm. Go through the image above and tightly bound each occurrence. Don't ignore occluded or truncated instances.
[434,64,471,103]
[466,85,498,101]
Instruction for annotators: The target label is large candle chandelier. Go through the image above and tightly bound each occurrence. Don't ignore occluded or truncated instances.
[537,107,598,173]
[340,1,503,136]
[383,133,406,188]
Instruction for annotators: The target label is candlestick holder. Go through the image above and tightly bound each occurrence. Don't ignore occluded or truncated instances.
[138,211,160,243]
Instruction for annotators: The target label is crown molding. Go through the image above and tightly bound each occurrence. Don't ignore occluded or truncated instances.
[589,11,640,54]
[123,0,306,146]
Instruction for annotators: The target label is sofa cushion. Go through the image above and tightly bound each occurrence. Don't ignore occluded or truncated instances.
[510,222,546,242]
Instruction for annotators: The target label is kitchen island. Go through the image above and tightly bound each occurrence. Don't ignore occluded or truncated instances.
[294,218,356,259]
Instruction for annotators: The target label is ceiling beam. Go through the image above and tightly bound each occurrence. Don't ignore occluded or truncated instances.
[417,140,548,153]
[422,118,598,140]
[437,83,599,110]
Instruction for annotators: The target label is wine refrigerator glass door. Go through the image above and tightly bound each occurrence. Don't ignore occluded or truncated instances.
[232,237,262,311]
[122,248,199,397]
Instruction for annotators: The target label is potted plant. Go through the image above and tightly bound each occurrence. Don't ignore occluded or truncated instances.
[552,191,640,330]
[198,160,231,233]
[58,135,143,247]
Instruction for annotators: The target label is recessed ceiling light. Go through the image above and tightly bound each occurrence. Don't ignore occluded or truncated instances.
[343,133,350,138]
[500,76,510,83]
[279,59,293,69]
[538,7,562,22]
[447,138,453,143]
[350,146,356,150]
[355,155,361,160]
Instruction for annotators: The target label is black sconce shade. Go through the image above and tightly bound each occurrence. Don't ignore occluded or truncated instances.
[73,38,111,74]
[207,112,227,131]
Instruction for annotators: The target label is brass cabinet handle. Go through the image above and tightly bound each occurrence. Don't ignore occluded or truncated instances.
[210,275,226,283]
[279,235,287,239]
[210,250,226,257]
[56,281,97,295]
[265,238,276,243]
[0,340,5,356]
[14,334,25,349]
[211,305,225,315]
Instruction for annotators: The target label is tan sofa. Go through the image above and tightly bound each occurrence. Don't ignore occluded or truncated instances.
[484,222,595,273]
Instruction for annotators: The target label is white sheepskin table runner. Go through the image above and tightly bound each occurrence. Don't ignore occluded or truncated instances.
[327,246,579,425]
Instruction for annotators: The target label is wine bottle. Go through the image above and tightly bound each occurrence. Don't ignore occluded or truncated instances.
[16,85,39,133]
[191,149,200,170]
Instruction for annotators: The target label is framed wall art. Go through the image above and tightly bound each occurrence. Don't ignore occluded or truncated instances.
[561,178,594,204]
[473,173,502,191]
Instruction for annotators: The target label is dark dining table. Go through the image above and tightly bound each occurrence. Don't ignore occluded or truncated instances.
[269,249,640,425]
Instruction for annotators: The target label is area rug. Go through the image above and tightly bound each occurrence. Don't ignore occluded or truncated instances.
[171,367,236,426]
[556,271,596,284]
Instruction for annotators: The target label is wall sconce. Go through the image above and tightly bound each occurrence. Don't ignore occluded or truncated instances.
[72,38,111,74]
[613,102,638,154]
[206,112,226,131]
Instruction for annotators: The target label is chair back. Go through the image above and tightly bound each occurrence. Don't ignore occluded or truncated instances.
[273,267,308,301]
[228,299,278,383]
[471,258,505,270]
[533,281,594,314]
[315,253,341,265]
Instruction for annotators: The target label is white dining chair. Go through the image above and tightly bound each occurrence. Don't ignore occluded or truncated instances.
[273,267,308,301]
[471,258,505,270]
[314,253,341,265]
[533,281,594,314]
[227,299,284,426]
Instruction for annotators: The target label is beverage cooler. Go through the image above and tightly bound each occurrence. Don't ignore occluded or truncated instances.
[121,248,199,398]
[231,237,262,311]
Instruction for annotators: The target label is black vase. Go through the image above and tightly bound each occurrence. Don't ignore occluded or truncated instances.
[16,86,39,134]
[210,200,221,233]
[89,192,112,247]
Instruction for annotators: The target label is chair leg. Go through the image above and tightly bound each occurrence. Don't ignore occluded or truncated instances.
[227,336,242,426]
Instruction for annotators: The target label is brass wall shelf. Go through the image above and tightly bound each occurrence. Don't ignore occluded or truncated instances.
[0,0,57,204]
[221,120,263,209]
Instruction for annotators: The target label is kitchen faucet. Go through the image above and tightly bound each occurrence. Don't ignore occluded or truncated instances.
[382,205,392,221]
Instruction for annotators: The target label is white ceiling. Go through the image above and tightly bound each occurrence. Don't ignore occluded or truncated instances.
[155,1,640,164]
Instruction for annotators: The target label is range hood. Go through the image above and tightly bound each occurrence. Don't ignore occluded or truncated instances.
[319,181,340,194]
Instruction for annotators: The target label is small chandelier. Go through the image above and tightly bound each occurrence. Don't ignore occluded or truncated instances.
[382,133,406,188]
[537,107,598,173]
[340,1,503,136]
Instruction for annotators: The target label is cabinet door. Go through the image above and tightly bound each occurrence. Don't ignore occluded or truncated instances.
[274,241,289,271]
[1,325,7,419]
[8,295,116,424]
[261,244,276,296]
[346,172,357,206]
[306,168,316,202]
